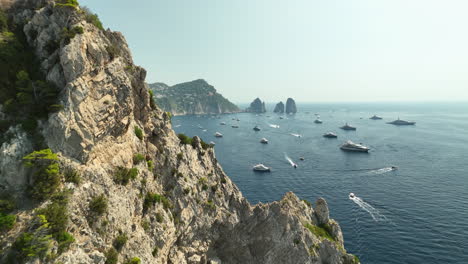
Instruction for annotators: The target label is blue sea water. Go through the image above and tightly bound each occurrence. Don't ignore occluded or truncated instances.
[173,102,468,264]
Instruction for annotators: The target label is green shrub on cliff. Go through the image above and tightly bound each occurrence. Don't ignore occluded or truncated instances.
[124,257,141,264]
[105,248,119,264]
[304,222,335,242]
[114,167,139,185]
[0,9,7,32]
[0,213,16,232]
[89,194,108,216]
[22,149,60,200]
[81,6,104,31]
[134,126,143,140]
[55,0,79,8]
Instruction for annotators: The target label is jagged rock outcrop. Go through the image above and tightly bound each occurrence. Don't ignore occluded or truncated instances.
[246,97,266,113]
[0,1,358,264]
[273,101,285,113]
[286,97,297,114]
[148,79,240,116]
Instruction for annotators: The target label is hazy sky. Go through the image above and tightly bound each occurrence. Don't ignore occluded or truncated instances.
[80,0,468,103]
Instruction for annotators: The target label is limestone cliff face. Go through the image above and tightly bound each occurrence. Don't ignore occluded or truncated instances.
[286,98,297,114]
[0,1,358,264]
[246,98,266,113]
[148,79,240,116]
[274,101,285,113]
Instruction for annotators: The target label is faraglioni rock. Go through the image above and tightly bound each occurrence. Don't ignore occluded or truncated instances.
[274,101,285,113]
[148,79,240,116]
[246,97,266,113]
[0,1,358,264]
[286,97,297,114]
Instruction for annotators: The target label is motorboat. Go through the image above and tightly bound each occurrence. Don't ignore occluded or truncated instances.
[253,164,271,172]
[220,122,226,125]
[209,141,216,146]
[323,132,338,138]
[391,166,398,170]
[299,157,305,161]
[349,193,355,199]
[231,125,239,128]
[387,118,416,126]
[260,138,268,144]
[340,123,356,131]
[253,126,261,131]
[279,116,284,119]
[314,119,323,124]
[214,132,223,138]
[370,115,383,120]
[340,140,369,152]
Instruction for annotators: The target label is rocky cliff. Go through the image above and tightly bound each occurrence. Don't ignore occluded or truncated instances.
[148,79,240,116]
[273,101,285,113]
[286,98,297,114]
[0,1,358,264]
[246,97,266,113]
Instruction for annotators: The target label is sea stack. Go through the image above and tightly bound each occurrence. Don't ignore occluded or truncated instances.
[285,98,297,114]
[246,97,266,113]
[273,101,285,113]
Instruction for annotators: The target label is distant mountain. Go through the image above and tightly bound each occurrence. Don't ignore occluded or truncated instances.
[148,79,240,116]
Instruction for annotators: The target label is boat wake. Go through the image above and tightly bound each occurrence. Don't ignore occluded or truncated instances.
[284,154,297,168]
[350,195,388,222]
[269,124,280,128]
[366,167,396,175]
[290,133,302,138]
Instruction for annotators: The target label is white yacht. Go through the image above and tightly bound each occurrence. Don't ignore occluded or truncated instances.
[253,164,271,172]
[340,123,356,131]
[253,126,261,131]
[370,115,383,120]
[260,138,268,144]
[214,132,223,138]
[340,140,369,152]
[220,122,226,125]
[323,132,338,138]
[387,118,416,126]
[209,141,216,146]
[314,119,323,124]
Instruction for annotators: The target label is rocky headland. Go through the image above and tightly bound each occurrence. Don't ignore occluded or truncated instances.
[0,1,357,263]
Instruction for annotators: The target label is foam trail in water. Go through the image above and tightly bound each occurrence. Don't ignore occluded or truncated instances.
[284,154,297,167]
[269,124,280,128]
[350,195,388,222]
[367,167,396,175]
[174,125,181,128]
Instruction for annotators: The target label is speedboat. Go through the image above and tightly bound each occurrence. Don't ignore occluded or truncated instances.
[387,118,415,126]
[214,132,223,138]
[340,123,356,131]
[340,140,369,152]
[349,193,355,199]
[231,125,239,128]
[220,122,226,125]
[253,126,261,131]
[260,138,268,144]
[370,115,383,120]
[314,119,323,124]
[323,132,338,138]
[391,166,398,170]
[253,164,271,172]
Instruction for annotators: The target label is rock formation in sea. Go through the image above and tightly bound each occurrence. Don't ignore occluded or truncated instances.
[246,97,266,113]
[286,97,297,114]
[148,79,240,116]
[0,1,358,263]
[274,101,285,113]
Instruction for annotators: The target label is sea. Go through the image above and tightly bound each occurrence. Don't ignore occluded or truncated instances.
[172,102,468,264]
